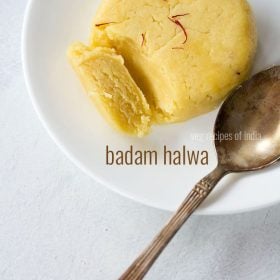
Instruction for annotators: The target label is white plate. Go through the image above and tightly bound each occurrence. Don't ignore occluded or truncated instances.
[22,0,280,215]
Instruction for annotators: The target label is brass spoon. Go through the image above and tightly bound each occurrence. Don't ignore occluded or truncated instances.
[120,66,280,279]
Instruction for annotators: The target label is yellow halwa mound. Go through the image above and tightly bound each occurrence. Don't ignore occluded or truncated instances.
[68,0,257,136]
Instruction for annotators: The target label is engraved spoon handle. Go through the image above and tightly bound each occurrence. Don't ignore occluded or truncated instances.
[119,165,227,280]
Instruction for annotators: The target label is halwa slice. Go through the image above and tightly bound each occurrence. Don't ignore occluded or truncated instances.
[67,43,151,137]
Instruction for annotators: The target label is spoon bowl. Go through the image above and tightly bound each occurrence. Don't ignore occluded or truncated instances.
[215,66,280,172]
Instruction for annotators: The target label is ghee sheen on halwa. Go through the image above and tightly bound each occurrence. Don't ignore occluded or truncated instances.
[68,0,257,137]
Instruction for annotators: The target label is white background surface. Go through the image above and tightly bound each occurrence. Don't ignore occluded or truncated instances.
[1,1,280,279]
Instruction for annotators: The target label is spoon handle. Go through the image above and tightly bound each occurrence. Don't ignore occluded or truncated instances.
[119,165,226,280]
